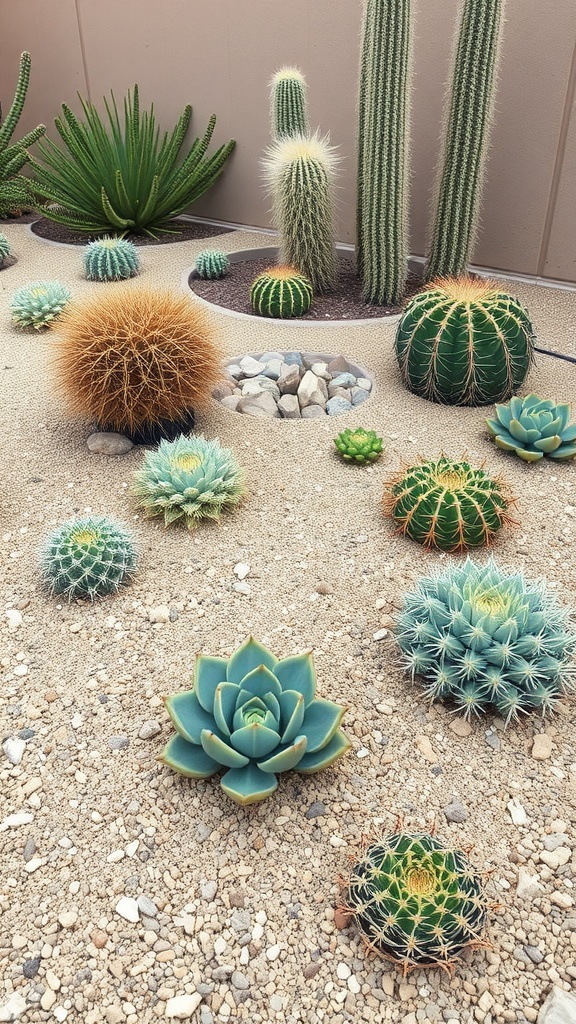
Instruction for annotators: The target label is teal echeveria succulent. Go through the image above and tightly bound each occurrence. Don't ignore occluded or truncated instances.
[132,433,245,529]
[195,250,230,279]
[0,232,12,266]
[11,280,71,329]
[396,558,576,724]
[40,515,137,600]
[486,394,576,462]
[83,235,140,281]
[160,637,351,804]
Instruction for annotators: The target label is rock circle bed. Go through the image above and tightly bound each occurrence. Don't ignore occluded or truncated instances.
[213,351,374,418]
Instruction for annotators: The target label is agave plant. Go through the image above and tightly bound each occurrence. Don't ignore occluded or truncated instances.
[160,637,351,804]
[342,831,490,974]
[486,394,576,462]
[27,86,235,237]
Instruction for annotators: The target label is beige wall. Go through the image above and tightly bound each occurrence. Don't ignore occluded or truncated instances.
[2,0,575,283]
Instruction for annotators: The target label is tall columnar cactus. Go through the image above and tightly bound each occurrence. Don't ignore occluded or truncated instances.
[270,67,310,140]
[263,133,338,294]
[425,0,504,281]
[356,0,411,306]
[0,52,45,217]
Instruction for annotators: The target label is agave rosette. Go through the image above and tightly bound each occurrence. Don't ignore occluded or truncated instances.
[486,394,576,461]
[160,637,351,804]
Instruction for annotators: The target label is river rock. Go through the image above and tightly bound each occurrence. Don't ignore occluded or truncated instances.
[331,372,357,389]
[87,432,133,456]
[537,986,576,1023]
[239,355,266,377]
[241,376,280,399]
[237,393,280,418]
[298,370,328,408]
[301,405,326,419]
[277,363,300,394]
[326,396,352,416]
[351,387,371,406]
[278,395,301,419]
[221,395,242,411]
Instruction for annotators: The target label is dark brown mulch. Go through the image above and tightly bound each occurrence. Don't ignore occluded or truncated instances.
[30,217,235,246]
[190,257,422,321]
[0,211,38,224]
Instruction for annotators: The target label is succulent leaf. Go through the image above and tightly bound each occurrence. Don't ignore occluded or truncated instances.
[227,637,278,684]
[334,428,383,464]
[274,651,317,706]
[299,698,346,752]
[486,393,576,461]
[278,690,306,744]
[220,764,279,805]
[237,664,283,701]
[296,730,352,772]
[164,690,215,743]
[159,735,219,778]
[194,655,229,712]
[200,730,250,768]
[258,736,308,773]
[212,682,240,736]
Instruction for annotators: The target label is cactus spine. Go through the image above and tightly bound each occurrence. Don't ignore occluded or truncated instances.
[425,0,504,281]
[356,0,412,306]
[270,68,309,140]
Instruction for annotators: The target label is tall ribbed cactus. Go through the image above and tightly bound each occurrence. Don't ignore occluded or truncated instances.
[425,0,504,281]
[356,0,411,306]
[263,133,337,294]
[0,52,45,216]
[270,68,309,140]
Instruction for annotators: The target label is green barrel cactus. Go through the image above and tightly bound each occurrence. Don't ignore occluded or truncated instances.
[0,232,12,266]
[270,67,310,140]
[250,266,313,319]
[195,250,230,280]
[395,557,576,724]
[160,636,351,804]
[383,456,514,551]
[40,515,137,600]
[11,280,71,329]
[486,394,576,462]
[395,278,535,405]
[83,236,140,281]
[343,832,490,973]
[132,433,245,529]
[334,427,383,464]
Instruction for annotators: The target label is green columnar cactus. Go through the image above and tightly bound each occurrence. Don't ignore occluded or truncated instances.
[195,250,230,279]
[0,232,12,265]
[250,266,313,319]
[83,236,140,281]
[133,433,245,528]
[395,557,576,724]
[383,456,514,551]
[0,52,45,217]
[486,394,576,462]
[160,636,351,804]
[40,516,137,600]
[263,133,337,294]
[343,832,490,973]
[334,428,383,464]
[395,277,535,405]
[270,67,310,140]
[11,280,71,329]
[425,0,504,281]
[356,0,411,305]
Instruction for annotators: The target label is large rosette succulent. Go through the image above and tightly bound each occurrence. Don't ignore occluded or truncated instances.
[486,394,576,462]
[159,637,351,804]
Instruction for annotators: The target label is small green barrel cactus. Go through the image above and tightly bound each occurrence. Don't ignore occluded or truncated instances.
[132,433,245,529]
[83,236,140,281]
[383,456,514,551]
[0,232,13,266]
[11,280,71,329]
[250,266,313,319]
[334,427,383,464]
[343,831,490,973]
[40,515,137,600]
[486,394,576,462]
[395,557,576,723]
[195,250,230,280]
[270,67,309,140]
[395,277,535,405]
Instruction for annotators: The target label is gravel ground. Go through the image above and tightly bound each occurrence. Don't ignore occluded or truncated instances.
[1,225,575,1024]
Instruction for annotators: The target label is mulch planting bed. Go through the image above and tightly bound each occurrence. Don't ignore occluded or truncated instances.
[30,217,234,246]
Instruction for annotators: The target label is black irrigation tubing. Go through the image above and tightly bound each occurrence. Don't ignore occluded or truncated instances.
[534,345,576,366]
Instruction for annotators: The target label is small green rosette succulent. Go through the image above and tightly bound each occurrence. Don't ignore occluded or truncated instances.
[160,637,351,804]
[11,280,71,329]
[334,427,383,464]
[486,394,576,462]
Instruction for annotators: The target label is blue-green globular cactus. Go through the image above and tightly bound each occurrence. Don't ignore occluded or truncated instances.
[40,515,137,600]
[0,232,12,266]
[132,433,245,529]
[195,250,230,280]
[83,236,140,281]
[486,394,576,462]
[159,636,351,804]
[395,558,576,725]
[11,280,71,329]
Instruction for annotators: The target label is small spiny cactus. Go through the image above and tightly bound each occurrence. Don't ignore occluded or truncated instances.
[334,427,383,464]
[195,250,230,280]
[250,266,313,319]
[11,280,71,329]
[40,515,137,600]
[270,67,309,140]
[0,232,12,266]
[83,236,140,281]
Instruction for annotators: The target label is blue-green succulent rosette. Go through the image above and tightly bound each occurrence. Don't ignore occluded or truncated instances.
[159,637,351,805]
[486,394,576,462]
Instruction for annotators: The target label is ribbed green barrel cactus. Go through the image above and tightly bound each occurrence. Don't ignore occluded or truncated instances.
[425,0,504,281]
[250,266,313,318]
[40,515,137,600]
[343,832,490,973]
[395,277,535,405]
[0,232,12,266]
[83,236,140,281]
[356,0,411,305]
[395,558,576,724]
[263,133,337,294]
[195,250,230,280]
[383,456,514,551]
[334,428,383,464]
[133,433,245,529]
[486,394,576,462]
[11,280,72,329]
[0,52,45,217]
[160,637,351,804]
[270,67,309,140]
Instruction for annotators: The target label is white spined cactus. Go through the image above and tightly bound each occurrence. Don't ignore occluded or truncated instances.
[11,280,71,329]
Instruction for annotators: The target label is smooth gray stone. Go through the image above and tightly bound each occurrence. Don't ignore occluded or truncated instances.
[278,394,301,419]
[301,405,326,419]
[326,396,352,415]
[351,387,371,406]
[297,370,328,408]
[237,393,280,418]
[87,432,133,456]
[330,372,357,389]
[277,363,300,395]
